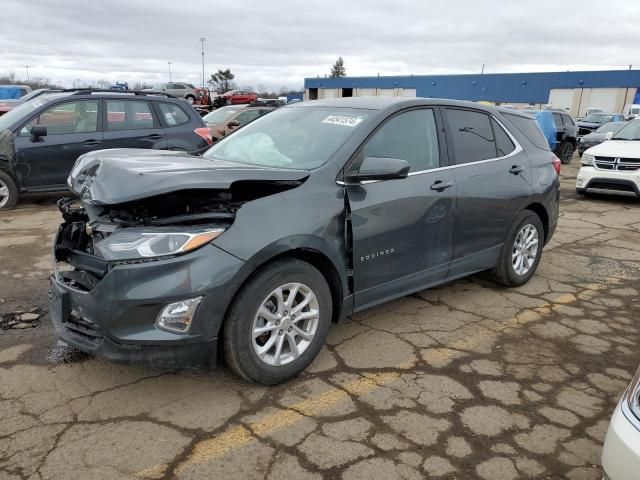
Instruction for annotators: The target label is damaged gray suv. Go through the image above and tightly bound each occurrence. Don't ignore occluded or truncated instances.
[50,97,560,384]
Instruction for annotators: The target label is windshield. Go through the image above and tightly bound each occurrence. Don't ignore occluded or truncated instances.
[0,94,63,132]
[203,106,243,124]
[595,122,626,134]
[583,114,610,123]
[203,106,371,169]
[611,120,640,140]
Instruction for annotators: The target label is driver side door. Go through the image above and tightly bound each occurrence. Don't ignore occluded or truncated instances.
[346,108,456,311]
[13,100,103,189]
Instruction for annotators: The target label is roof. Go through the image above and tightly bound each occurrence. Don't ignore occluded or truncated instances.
[287,96,532,118]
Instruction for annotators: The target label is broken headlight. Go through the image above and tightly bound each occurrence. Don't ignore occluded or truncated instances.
[94,227,225,261]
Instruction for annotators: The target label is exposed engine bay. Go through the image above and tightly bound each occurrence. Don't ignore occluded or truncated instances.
[54,179,304,291]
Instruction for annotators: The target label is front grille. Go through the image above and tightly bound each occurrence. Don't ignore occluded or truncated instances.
[594,156,640,172]
[589,181,636,192]
[63,310,103,344]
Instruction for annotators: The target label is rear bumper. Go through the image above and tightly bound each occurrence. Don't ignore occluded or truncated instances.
[49,241,253,367]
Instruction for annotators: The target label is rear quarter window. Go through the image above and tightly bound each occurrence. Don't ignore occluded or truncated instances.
[503,113,550,150]
[158,102,190,126]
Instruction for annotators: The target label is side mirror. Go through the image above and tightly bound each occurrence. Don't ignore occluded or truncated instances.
[605,131,614,140]
[227,120,240,128]
[346,156,410,182]
[30,125,47,142]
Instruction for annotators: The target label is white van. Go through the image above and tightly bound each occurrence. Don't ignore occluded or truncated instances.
[623,104,640,120]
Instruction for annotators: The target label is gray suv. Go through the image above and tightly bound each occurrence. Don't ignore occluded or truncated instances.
[50,97,560,384]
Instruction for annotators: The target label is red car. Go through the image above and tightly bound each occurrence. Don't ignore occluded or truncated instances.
[219,90,257,106]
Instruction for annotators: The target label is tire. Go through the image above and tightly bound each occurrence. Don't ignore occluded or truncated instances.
[558,141,574,164]
[225,98,232,105]
[489,210,544,287]
[223,259,332,384]
[0,171,19,210]
[185,95,195,104]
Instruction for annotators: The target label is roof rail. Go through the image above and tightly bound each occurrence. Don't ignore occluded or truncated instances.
[61,88,178,98]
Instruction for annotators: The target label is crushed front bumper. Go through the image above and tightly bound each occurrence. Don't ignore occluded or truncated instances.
[49,235,252,367]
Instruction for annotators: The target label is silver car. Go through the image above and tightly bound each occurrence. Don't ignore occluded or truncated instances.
[144,82,198,104]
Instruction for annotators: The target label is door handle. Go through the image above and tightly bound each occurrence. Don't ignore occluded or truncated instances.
[509,165,525,175]
[83,140,100,147]
[147,134,163,140]
[430,180,453,191]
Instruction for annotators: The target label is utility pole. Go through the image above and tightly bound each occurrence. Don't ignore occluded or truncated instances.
[200,38,206,88]
[25,65,30,83]
[481,64,485,74]
[168,61,172,82]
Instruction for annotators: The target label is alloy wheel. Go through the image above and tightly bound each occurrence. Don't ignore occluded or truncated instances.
[251,283,319,366]
[512,224,539,275]
[0,179,9,209]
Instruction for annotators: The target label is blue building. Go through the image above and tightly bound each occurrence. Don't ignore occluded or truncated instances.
[304,69,640,116]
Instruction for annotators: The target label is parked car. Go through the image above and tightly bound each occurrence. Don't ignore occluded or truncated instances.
[577,121,627,156]
[50,97,559,384]
[577,119,640,198]
[623,104,640,120]
[0,84,32,99]
[577,113,618,136]
[601,366,640,480]
[0,89,62,116]
[202,105,274,141]
[213,90,258,107]
[144,82,199,104]
[0,89,211,209]
[524,110,577,163]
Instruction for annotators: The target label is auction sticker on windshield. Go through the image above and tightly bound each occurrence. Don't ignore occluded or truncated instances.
[322,115,365,127]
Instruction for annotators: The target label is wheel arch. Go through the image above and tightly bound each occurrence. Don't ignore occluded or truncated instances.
[524,202,549,243]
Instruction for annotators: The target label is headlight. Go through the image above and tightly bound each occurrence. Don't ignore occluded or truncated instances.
[625,367,640,421]
[581,153,595,166]
[94,228,225,261]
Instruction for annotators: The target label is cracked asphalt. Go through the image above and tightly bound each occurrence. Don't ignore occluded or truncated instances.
[1,158,639,479]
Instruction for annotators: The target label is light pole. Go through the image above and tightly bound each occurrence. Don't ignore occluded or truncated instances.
[168,61,172,82]
[200,38,206,88]
[25,65,30,83]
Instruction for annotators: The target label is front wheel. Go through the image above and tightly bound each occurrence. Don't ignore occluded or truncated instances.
[490,211,544,287]
[0,171,19,210]
[223,259,332,384]
[185,95,195,104]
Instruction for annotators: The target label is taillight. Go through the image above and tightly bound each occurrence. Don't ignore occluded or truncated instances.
[194,127,212,145]
[552,156,561,175]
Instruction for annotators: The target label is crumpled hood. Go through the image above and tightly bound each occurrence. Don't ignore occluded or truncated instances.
[68,148,308,205]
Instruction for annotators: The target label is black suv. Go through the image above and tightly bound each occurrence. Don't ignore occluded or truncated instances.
[551,111,578,164]
[0,90,212,209]
[51,98,560,384]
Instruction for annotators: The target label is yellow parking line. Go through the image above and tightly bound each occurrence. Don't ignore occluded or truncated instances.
[135,282,606,478]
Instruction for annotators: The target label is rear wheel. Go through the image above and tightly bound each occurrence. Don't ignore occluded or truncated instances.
[490,211,544,287]
[558,141,574,164]
[223,259,332,384]
[225,98,232,105]
[0,172,18,210]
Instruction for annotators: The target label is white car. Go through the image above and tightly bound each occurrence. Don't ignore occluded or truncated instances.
[602,368,640,479]
[577,119,640,198]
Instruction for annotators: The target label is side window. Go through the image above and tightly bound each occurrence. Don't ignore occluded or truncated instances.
[445,109,496,164]
[20,100,99,136]
[504,113,550,150]
[552,113,563,128]
[362,109,440,172]
[491,118,516,157]
[563,114,575,126]
[158,103,190,126]
[173,83,186,90]
[106,100,154,131]
[235,109,261,125]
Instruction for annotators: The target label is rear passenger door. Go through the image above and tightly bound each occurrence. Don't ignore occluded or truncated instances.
[156,102,203,150]
[552,113,566,144]
[101,99,167,151]
[442,108,532,277]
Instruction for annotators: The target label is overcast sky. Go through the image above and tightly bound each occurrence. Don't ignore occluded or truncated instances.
[2,0,639,90]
